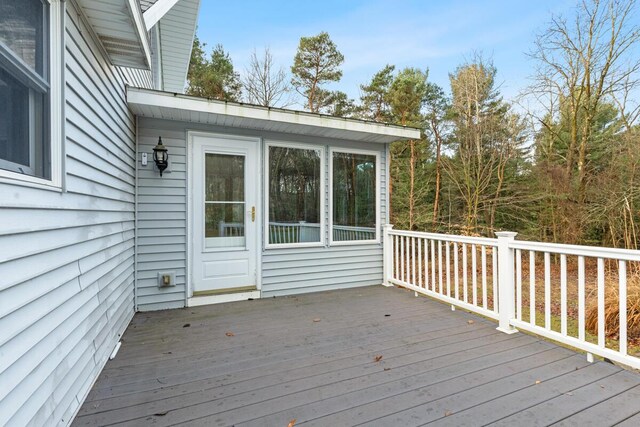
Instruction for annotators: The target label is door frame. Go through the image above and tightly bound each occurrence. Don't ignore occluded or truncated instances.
[186,131,263,303]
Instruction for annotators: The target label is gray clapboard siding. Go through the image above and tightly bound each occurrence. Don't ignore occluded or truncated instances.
[136,117,388,307]
[136,124,189,311]
[0,3,151,425]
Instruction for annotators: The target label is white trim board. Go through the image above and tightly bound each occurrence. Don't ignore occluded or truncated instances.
[188,291,261,307]
[127,87,421,144]
[143,0,180,30]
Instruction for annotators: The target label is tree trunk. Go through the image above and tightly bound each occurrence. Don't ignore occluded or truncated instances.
[432,124,443,230]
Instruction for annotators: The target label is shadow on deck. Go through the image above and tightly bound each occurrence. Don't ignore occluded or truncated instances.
[73,286,640,426]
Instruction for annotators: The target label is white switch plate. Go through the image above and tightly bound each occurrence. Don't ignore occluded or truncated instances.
[141,152,148,166]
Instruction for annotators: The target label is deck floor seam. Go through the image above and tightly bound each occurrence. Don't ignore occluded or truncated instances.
[90,332,531,426]
[177,338,549,426]
[415,364,619,426]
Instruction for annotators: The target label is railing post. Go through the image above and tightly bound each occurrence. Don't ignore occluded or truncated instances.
[383,224,394,287]
[495,231,518,334]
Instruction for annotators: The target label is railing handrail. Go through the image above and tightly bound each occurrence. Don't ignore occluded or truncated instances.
[509,240,640,262]
[268,221,321,228]
[333,224,376,231]
[389,229,498,247]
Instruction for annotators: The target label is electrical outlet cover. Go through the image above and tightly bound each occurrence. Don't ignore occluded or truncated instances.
[157,271,176,287]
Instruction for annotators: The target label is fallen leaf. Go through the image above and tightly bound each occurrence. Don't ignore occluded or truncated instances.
[384,314,391,317]
[183,323,191,328]
[287,419,297,427]
[535,380,541,385]
[445,411,453,417]
[467,320,475,325]
[225,332,235,337]
[384,367,391,371]
[154,411,168,417]
[313,318,321,322]
[374,355,383,363]
[600,384,605,388]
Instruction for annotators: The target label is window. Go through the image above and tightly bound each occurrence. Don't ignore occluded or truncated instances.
[0,0,62,187]
[266,143,323,247]
[330,149,379,243]
[204,153,246,248]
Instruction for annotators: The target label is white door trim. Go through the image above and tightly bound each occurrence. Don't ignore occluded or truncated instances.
[186,131,262,302]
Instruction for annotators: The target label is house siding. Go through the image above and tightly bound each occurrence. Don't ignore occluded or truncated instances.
[136,118,387,309]
[0,4,151,426]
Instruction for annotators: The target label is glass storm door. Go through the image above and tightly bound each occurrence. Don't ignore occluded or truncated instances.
[192,134,258,293]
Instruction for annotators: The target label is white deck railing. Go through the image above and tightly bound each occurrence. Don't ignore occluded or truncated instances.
[218,222,375,244]
[268,222,321,244]
[383,225,640,370]
[333,225,376,241]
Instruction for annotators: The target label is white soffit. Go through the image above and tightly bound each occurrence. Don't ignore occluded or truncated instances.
[156,0,200,93]
[127,87,421,143]
[76,0,151,69]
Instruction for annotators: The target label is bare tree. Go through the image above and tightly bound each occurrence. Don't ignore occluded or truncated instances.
[242,47,293,107]
[529,0,640,195]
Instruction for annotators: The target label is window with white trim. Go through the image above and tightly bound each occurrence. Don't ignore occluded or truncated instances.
[0,0,61,186]
[330,149,379,243]
[266,143,324,247]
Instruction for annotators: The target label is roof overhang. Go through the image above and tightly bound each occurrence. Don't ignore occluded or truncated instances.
[127,87,421,143]
[76,0,151,69]
[151,0,200,93]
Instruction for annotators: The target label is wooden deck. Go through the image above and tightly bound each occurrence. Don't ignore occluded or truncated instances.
[73,286,640,426]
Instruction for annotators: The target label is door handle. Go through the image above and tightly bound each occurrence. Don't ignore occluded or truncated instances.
[251,206,256,222]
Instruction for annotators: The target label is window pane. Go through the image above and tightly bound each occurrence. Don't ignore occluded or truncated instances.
[205,154,244,202]
[332,152,377,241]
[0,67,48,178]
[0,68,29,168]
[205,203,246,248]
[268,146,321,244]
[0,0,46,75]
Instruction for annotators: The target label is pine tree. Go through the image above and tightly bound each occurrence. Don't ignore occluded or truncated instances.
[291,32,344,113]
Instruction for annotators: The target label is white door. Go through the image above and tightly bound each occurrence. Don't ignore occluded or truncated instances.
[191,133,259,293]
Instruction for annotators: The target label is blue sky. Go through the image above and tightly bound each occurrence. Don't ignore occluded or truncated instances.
[196,0,578,107]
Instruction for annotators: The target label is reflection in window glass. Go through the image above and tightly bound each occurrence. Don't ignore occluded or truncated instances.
[0,0,46,75]
[205,203,245,238]
[332,152,377,241]
[205,154,244,202]
[0,0,49,178]
[268,146,321,245]
[204,153,245,247]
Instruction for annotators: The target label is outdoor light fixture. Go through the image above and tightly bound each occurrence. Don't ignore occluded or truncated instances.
[153,137,169,177]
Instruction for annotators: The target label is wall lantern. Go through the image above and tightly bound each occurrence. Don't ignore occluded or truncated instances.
[153,137,169,177]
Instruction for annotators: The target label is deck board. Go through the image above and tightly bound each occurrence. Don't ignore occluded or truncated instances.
[73,286,640,427]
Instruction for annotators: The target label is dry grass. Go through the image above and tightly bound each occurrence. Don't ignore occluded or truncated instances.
[585,274,640,343]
